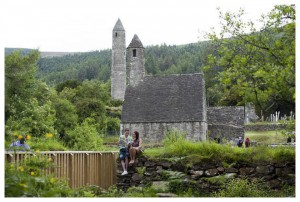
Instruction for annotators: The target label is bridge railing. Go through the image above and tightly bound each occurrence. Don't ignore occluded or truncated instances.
[5,151,118,189]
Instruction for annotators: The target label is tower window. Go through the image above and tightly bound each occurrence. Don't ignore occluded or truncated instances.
[115,32,117,37]
[133,49,137,57]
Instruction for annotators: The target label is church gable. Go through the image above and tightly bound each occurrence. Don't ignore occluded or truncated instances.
[121,73,206,123]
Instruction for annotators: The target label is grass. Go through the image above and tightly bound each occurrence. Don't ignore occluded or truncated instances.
[143,130,295,167]
[245,130,287,145]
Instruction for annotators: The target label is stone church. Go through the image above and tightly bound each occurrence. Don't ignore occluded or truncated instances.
[111,19,244,143]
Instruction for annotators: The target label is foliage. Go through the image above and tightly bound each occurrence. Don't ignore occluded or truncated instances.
[213,178,274,197]
[65,118,103,151]
[204,5,295,117]
[168,179,200,197]
[55,79,82,93]
[5,153,74,197]
[52,96,78,132]
[5,50,57,138]
[246,130,287,145]
[146,130,295,166]
[29,135,67,151]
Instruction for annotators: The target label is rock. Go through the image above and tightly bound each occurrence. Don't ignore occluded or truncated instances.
[276,167,295,176]
[268,179,281,189]
[156,166,163,171]
[161,162,172,169]
[144,172,152,176]
[256,165,274,174]
[239,167,255,175]
[132,173,142,182]
[205,168,219,176]
[217,166,224,173]
[156,193,177,197]
[225,167,238,173]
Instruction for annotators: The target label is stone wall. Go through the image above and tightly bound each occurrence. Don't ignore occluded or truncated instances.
[127,46,145,87]
[121,121,207,143]
[116,155,295,193]
[245,123,287,131]
[207,106,245,141]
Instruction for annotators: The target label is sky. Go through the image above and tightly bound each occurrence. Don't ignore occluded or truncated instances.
[0,0,295,52]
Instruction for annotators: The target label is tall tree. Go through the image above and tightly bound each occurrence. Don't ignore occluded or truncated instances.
[204,5,295,117]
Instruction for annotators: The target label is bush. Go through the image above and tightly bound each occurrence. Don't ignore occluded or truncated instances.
[213,178,272,197]
[29,135,67,151]
[5,153,74,197]
[66,118,103,151]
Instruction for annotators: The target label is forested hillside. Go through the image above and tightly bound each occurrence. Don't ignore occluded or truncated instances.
[32,41,213,86]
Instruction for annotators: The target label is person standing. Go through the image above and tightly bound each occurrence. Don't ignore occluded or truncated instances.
[237,137,243,147]
[245,137,251,148]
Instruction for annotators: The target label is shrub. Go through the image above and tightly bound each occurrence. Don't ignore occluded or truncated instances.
[5,153,74,197]
[29,135,67,151]
[66,118,103,151]
[213,178,271,197]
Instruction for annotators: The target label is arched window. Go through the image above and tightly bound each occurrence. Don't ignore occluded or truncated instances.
[115,32,117,37]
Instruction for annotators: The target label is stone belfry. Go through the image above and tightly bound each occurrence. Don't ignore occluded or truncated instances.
[127,34,145,87]
[111,19,126,100]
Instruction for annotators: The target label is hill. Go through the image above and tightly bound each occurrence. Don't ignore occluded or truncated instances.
[5,48,80,58]
[31,41,212,86]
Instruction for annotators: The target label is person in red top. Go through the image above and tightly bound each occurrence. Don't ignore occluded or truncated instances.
[129,131,143,165]
[245,137,251,148]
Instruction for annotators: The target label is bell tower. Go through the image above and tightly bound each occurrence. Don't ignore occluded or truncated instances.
[111,18,126,100]
[126,34,145,87]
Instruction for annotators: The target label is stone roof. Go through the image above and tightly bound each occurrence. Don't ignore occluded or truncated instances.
[121,73,205,123]
[113,19,125,31]
[127,34,144,48]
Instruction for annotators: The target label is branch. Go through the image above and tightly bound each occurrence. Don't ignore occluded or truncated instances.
[237,34,284,66]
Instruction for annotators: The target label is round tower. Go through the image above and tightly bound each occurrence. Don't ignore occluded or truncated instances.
[111,18,126,100]
[126,34,145,87]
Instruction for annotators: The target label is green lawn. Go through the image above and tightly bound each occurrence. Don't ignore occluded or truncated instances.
[245,130,287,145]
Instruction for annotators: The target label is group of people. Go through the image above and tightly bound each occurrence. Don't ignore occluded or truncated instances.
[118,128,143,175]
[237,137,251,148]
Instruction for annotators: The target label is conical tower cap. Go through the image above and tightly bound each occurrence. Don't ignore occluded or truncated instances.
[127,34,144,48]
[113,18,125,31]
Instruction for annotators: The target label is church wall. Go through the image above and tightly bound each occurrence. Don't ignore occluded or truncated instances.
[207,106,245,141]
[121,121,207,143]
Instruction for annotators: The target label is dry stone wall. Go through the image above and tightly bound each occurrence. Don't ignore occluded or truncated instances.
[116,155,295,193]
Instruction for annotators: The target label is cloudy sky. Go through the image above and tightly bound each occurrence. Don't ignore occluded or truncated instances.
[1,0,294,52]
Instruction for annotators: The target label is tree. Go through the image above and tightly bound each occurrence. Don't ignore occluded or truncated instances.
[204,5,295,117]
[5,50,39,120]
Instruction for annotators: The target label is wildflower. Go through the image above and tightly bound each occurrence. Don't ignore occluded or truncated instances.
[13,131,18,136]
[30,171,35,176]
[45,133,53,138]
[50,178,55,183]
[18,135,23,140]
[19,183,27,187]
[17,166,24,172]
[26,135,31,140]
